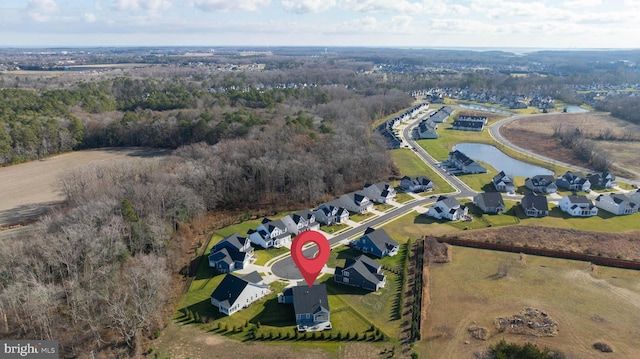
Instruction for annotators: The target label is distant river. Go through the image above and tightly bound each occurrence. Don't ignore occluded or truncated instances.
[453,143,553,177]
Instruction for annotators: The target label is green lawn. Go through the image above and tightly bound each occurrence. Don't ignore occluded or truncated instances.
[350,211,376,223]
[374,203,395,212]
[327,245,405,338]
[394,191,414,203]
[320,222,350,235]
[390,149,456,194]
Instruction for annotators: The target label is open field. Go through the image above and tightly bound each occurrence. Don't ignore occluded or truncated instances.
[418,246,640,358]
[0,147,170,227]
[390,149,456,194]
[501,112,640,178]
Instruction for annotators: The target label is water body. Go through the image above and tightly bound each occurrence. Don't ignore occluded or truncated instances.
[563,105,590,113]
[458,103,513,115]
[453,143,553,177]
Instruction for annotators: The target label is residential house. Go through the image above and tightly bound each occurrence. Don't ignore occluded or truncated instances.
[594,193,639,215]
[447,150,488,174]
[334,255,386,292]
[333,191,373,214]
[520,192,549,217]
[492,171,515,193]
[281,210,320,235]
[525,175,558,194]
[247,218,291,249]
[427,196,469,220]
[630,189,640,206]
[400,176,434,192]
[452,115,487,132]
[415,118,439,139]
[312,204,349,225]
[353,227,399,258]
[429,106,455,123]
[278,284,331,332]
[208,233,253,273]
[556,171,591,192]
[559,194,598,217]
[210,272,270,316]
[473,192,506,214]
[587,172,617,189]
[363,182,396,204]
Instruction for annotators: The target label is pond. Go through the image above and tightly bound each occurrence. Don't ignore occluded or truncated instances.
[453,143,553,177]
[459,103,513,115]
[563,105,590,113]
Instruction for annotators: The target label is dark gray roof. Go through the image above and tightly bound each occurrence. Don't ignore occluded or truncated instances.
[212,233,248,253]
[211,273,251,307]
[337,256,384,287]
[521,193,549,211]
[528,175,555,186]
[565,194,591,204]
[291,284,329,315]
[476,192,504,207]
[362,227,399,252]
[453,120,484,129]
[437,196,461,209]
[242,271,264,284]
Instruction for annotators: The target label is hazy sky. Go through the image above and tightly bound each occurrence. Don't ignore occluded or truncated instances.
[2,0,640,48]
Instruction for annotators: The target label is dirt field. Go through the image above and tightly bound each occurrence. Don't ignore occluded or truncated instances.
[500,112,640,178]
[419,246,640,358]
[0,148,169,228]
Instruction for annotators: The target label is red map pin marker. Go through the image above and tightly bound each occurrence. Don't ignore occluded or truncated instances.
[291,230,331,287]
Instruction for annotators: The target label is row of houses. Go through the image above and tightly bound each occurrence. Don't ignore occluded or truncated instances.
[376,103,429,148]
[210,226,401,332]
[492,171,618,195]
[452,115,487,132]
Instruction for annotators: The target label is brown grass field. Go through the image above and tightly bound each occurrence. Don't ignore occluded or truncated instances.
[419,246,640,358]
[500,112,640,178]
[0,147,169,228]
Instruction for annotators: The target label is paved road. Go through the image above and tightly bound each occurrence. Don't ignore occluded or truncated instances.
[270,197,434,279]
[490,114,640,185]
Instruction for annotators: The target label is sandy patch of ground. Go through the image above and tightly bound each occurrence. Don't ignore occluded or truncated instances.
[0,147,169,227]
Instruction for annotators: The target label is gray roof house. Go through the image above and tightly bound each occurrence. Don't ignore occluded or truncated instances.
[281,210,320,235]
[427,196,468,220]
[333,191,373,214]
[594,193,639,215]
[630,189,640,206]
[429,106,455,123]
[415,118,439,139]
[208,233,253,273]
[473,192,506,214]
[400,176,434,193]
[556,171,591,192]
[334,255,386,292]
[210,272,270,316]
[278,284,331,332]
[525,175,557,194]
[312,204,349,225]
[353,227,399,258]
[587,172,617,189]
[492,171,515,193]
[363,182,396,204]
[247,218,291,249]
[520,192,549,217]
[448,150,487,174]
[559,194,598,217]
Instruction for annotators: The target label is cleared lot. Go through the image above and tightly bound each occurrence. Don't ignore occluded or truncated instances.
[0,147,169,227]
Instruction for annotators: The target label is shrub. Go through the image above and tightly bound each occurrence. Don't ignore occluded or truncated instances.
[593,342,613,353]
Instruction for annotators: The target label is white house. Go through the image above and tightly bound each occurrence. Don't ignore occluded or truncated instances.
[400,176,434,192]
[210,272,270,316]
[363,182,396,204]
[525,175,557,194]
[312,204,349,225]
[247,218,291,249]
[280,210,320,235]
[587,172,617,189]
[492,171,515,193]
[559,194,598,217]
[556,171,591,192]
[427,196,468,221]
[594,193,639,215]
[630,189,640,206]
[333,191,373,213]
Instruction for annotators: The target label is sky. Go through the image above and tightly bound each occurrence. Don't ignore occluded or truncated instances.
[2,0,640,49]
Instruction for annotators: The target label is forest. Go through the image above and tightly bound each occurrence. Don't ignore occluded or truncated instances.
[1,48,640,357]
